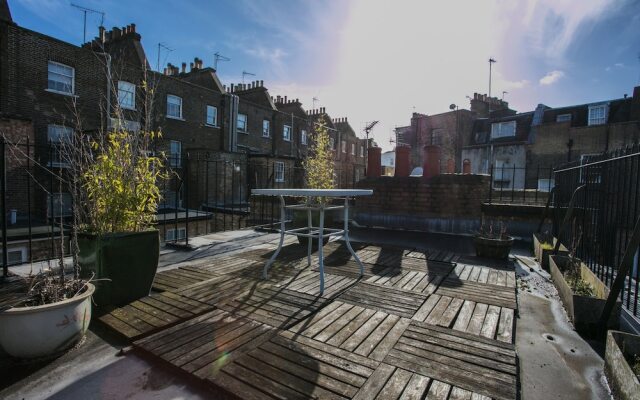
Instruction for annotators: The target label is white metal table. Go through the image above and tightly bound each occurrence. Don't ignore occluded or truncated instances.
[251,188,373,294]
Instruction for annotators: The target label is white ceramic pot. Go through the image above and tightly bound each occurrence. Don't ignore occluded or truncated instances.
[0,283,94,358]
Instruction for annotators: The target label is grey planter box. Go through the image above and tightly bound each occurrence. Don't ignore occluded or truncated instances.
[549,255,620,332]
[605,330,640,400]
[533,233,568,271]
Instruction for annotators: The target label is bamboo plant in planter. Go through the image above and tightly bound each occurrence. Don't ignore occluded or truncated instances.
[77,130,166,307]
[294,119,335,247]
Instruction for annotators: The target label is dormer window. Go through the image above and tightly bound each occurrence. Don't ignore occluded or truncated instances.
[588,104,607,126]
[490,121,516,139]
[556,114,571,123]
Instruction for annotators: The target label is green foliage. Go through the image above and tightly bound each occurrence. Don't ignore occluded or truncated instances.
[303,119,335,190]
[540,242,554,250]
[83,130,166,234]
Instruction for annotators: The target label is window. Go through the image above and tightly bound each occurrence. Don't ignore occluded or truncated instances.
[556,114,571,123]
[431,129,443,145]
[579,154,602,183]
[170,140,181,168]
[588,104,607,126]
[165,228,186,241]
[47,193,72,217]
[351,143,355,155]
[237,113,247,132]
[301,129,307,145]
[117,81,135,109]
[206,105,217,126]
[262,120,270,137]
[283,125,292,141]
[1,247,26,265]
[47,61,74,94]
[537,179,555,192]
[360,146,364,157]
[341,140,346,153]
[47,125,73,166]
[329,137,335,150]
[490,121,516,139]
[167,95,182,119]
[275,162,285,182]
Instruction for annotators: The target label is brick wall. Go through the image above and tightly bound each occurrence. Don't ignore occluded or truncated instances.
[355,174,490,219]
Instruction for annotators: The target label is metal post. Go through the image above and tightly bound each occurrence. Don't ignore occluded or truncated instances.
[184,154,189,246]
[1,140,8,277]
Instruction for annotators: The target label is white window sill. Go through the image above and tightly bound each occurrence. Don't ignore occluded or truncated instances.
[275,180,285,183]
[205,124,219,128]
[238,130,248,134]
[120,105,137,111]
[283,138,291,142]
[45,89,78,98]
[262,135,270,139]
[47,162,70,168]
[166,115,185,121]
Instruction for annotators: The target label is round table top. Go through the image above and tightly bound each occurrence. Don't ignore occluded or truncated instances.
[251,188,373,197]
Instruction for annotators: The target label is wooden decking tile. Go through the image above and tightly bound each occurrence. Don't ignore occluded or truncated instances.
[210,330,379,399]
[435,277,517,309]
[218,286,329,329]
[383,320,517,400]
[336,281,429,319]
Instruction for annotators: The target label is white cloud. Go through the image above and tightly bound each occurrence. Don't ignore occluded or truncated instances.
[539,70,565,85]
[614,62,625,68]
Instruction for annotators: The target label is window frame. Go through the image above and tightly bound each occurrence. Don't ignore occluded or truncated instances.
[283,125,292,141]
[360,145,364,157]
[47,192,73,218]
[206,105,217,126]
[262,119,270,137]
[170,140,182,168]
[165,227,187,241]
[341,140,347,153]
[588,104,607,126]
[117,81,136,110]
[490,120,516,139]
[351,143,355,155]
[1,247,27,265]
[47,124,73,167]
[47,61,75,95]
[329,137,335,150]
[166,94,183,119]
[556,113,571,123]
[237,113,248,133]
[301,129,307,145]
[274,161,285,182]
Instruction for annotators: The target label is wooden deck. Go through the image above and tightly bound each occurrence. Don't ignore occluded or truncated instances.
[101,240,518,399]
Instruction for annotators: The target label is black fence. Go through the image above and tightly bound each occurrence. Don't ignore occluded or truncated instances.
[0,140,364,274]
[486,164,554,204]
[553,144,640,319]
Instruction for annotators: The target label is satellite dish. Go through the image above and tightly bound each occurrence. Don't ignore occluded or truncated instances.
[449,104,457,110]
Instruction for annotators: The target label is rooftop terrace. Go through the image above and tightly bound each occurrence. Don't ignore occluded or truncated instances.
[0,229,612,399]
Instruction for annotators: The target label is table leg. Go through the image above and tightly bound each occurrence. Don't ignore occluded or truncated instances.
[264,195,286,279]
[307,208,312,266]
[318,207,325,294]
[343,197,364,277]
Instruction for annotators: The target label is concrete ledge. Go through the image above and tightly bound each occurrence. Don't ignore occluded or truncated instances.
[605,330,640,400]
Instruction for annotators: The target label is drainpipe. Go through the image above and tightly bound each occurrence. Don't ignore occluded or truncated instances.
[96,53,112,129]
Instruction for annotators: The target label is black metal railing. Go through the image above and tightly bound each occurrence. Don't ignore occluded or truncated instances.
[486,164,554,204]
[0,139,364,273]
[553,144,640,319]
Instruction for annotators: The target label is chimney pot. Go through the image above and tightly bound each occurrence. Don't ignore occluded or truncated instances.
[112,27,121,38]
[130,23,136,33]
[181,62,186,73]
[260,80,264,87]
[284,96,288,103]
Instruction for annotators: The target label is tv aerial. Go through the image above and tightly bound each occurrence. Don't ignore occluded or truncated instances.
[214,52,230,70]
[242,70,256,84]
[71,3,105,44]
[156,43,174,72]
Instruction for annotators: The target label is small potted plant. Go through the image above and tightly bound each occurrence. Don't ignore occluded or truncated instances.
[549,232,620,332]
[473,219,514,259]
[533,231,568,270]
[605,330,640,400]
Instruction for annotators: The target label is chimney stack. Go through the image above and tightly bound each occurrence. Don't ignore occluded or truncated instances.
[130,23,136,33]
[112,27,121,39]
[181,62,186,73]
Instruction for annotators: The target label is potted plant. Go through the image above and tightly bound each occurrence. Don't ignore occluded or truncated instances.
[533,231,569,270]
[605,330,640,400]
[548,234,620,332]
[473,219,514,259]
[77,129,166,307]
[294,119,335,247]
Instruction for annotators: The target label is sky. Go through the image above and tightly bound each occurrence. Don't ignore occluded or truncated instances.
[9,0,640,150]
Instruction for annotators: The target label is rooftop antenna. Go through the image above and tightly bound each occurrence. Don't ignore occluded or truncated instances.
[312,97,319,110]
[502,91,508,101]
[214,52,230,70]
[71,3,105,44]
[242,71,256,84]
[157,42,174,72]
